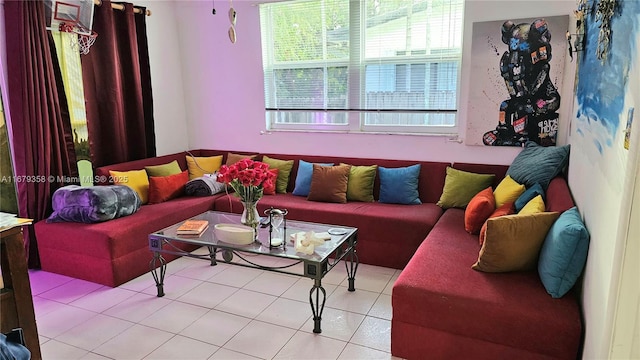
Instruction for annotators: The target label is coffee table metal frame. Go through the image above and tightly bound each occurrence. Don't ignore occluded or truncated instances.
[148,211,358,334]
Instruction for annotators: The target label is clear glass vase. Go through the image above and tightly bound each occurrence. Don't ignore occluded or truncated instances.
[240,200,260,239]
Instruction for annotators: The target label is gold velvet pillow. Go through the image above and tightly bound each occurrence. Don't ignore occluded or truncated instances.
[472,212,559,273]
[262,155,294,194]
[341,163,377,202]
[186,155,223,180]
[109,169,149,204]
[225,152,257,165]
[308,164,351,203]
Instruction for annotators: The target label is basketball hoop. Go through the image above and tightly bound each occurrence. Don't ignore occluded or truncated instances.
[58,21,98,55]
[75,31,98,55]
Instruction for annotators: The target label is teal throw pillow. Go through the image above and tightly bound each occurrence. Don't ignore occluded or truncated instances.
[507,141,570,190]
[292,160,333,196]
[378,164,422,205]
[538,207,590,298]
[514,183,545,212]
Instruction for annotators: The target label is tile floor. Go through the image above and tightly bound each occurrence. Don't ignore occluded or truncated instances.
[31,247,404,359]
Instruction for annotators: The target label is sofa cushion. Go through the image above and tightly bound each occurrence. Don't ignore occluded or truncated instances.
[437,167,495,209]
[393,209,583,360]
[214,193,442,269]
[518,194,545,214]
[493,175,525,208]
[186,155,223,179]
[148,170,189,204]
[263,155,295,194]
[109,169,150,204]
[308,164,350,203]
[514,183,545,212]
[507,141,570,189]
[292,160,333,196]
[144,160,182,177]
[342,164,377,202]
[472,212,559,273]
[379,164,422,205]
[539,206,590,298]
[464,187,495,235]
[47,185,141,224]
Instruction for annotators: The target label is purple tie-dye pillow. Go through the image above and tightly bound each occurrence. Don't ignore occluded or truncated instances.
[47,185,141,223]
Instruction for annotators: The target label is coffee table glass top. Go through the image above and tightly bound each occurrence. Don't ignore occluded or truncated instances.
[150,211,357,261]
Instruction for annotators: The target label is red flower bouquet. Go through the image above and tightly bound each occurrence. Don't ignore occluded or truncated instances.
[216,159,276,203]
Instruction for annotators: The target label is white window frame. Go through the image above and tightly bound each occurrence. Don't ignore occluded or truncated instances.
[260,0,462,135]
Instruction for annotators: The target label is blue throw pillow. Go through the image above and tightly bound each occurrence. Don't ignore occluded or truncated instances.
[292,160,333,196]
[538,207,590,298]
[507,141,570,190]
[514,183,545,212]
[379,164,422,205]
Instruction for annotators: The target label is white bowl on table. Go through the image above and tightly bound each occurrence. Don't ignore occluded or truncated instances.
[214,223,254,245]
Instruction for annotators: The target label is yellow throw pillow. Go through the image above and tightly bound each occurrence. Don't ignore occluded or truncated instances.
[519,194,545,214]
[186,155,223,180]
[109,169,149,204]
[493,175,525,208]
[472,212,559,272]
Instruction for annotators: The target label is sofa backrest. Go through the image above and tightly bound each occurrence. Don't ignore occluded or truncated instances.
[94,152,191,185]
[258,152,451,203]
[452,162,508,188]
[95,150,571,209]
[545,176,575,213]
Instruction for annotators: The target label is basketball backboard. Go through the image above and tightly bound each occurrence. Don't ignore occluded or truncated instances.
[45,0,94,35]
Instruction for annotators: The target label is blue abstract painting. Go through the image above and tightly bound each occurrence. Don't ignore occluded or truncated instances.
[575,0,640,154]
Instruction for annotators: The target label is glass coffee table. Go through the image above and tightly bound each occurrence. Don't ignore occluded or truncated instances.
[148,210,358,333]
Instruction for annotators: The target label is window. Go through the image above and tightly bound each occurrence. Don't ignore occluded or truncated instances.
[259,0,464,134]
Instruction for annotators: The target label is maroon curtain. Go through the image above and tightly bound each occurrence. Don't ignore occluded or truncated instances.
[82,0,156,168]
[5,1,79,267]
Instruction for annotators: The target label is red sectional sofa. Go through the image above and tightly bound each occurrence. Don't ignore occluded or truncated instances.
[391,175,582,360]
[34,149,583,359]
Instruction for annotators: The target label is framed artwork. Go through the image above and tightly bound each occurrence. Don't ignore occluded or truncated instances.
[466,15,569,147]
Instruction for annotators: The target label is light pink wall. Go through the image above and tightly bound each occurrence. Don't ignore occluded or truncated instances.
[174,0,576,165]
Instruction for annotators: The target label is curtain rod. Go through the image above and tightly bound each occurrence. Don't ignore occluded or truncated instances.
[93,0,152,16]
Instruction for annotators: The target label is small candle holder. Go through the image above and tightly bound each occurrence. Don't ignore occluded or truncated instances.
[264,207,287,250]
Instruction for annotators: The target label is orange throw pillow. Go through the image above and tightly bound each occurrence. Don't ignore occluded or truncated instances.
[479,201,515,246]
[464,187,495,235]
[148,170,189,204]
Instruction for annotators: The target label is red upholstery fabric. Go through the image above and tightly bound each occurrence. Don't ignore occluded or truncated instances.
[215,193,443,269]
[392,177,582,360]
[35,195,222,286]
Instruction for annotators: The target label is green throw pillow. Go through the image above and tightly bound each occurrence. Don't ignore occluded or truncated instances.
[437,167,495,209]
[341,163,377,202]
[145,160,182,177]
[262,155,294,193]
